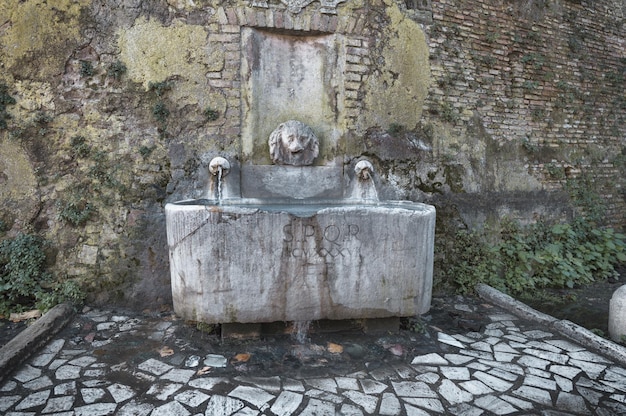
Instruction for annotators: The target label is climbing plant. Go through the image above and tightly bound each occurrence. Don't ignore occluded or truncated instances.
[442,174,626,295]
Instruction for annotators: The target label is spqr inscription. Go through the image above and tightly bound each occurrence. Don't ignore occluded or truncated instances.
[282,221,360,262]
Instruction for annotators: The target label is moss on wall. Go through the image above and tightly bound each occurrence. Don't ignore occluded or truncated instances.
[363,0,431,130]
[0,0,85,81]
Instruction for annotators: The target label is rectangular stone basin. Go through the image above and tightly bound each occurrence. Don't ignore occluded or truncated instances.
[165,200,436,324]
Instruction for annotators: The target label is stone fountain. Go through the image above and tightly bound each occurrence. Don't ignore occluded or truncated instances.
[165,26,435,328]
[165,119,435,325]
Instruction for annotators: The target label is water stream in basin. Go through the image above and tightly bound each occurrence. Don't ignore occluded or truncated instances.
[216,167,223,203]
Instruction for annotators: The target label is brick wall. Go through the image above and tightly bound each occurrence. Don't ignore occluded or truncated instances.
[421,0,625,226]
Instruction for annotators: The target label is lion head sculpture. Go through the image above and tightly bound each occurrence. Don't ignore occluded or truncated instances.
[268,120,319,166]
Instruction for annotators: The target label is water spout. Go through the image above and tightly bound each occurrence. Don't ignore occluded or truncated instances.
[208,157,230,202]
[352,160,379,202]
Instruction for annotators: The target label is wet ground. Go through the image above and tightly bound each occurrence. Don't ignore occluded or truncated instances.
[2,294,626,415]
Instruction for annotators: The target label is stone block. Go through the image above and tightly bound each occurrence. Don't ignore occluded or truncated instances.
[166,201,435,324]
[609,285,626,342]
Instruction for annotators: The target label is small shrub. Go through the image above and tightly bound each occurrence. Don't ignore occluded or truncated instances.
[387,123,405,136]
[148,81,172,98]
[204,107,219,122]
[57,194,95,226]
[0,233,85,314]
[0,83,16,130]
[70,135,91,158]
[152,101,170,124]
[80,60,95,77]
[107,61,127,80]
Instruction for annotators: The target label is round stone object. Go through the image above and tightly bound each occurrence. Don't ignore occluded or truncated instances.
[608,284,626,343]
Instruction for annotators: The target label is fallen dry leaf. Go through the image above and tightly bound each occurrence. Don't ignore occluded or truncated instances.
[327,342,344,354]
[232,353,251,363]
[196,366,212,375]
[159,346,174,357]
[10,309,41,322]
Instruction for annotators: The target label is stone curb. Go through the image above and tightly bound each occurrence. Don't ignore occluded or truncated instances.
[0,303,74,385]
[476,283,626,366]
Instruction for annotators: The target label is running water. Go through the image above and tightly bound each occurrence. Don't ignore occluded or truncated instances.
[291,320,311,344]
[216,166,223,203]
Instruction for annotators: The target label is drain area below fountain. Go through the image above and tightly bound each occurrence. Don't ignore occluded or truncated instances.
[166,200,435,324]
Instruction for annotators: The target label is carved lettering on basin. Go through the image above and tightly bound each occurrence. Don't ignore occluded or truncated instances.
[282,220,360,263]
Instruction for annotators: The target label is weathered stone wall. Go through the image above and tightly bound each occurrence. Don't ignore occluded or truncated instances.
[0,0,624,309]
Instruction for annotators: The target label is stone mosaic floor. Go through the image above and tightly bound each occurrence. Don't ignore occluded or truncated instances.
[1,300,626,415]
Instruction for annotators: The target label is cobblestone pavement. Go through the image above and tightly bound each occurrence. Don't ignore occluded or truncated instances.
[1,297,626,415]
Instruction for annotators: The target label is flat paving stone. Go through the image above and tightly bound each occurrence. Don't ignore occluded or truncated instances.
[2,296,626,416]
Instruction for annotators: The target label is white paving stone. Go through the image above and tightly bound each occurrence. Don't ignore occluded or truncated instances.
[107,383,135,403]
[54,381,76,396]
[336,377,359,391]
[392,381,437,398]
[41,339,66,354]
[359,379,388,395]
[444,354,474,365]
[340,403,364,416]
[517,355,550,370]
[438,379,473,405]
[30,353,56,367]
[448,403,484,416]
[69,356,98,367]
[459,380,494,395]
[554,375,574,392]
[524,374,557,390]
[162,368,196,383]
[236,376,282,393]
[501,394,534,410]
[305,389,344,404]
[513,385,553,406]
[23,375,53,390]
[556,391,588,413]
[441,366,470,381]
[41,396,75,413]
[188,377,229,391]
[117,400,154,416]
[0,380,17,392]
[404,403,431,416]
[152,400,191,416]
[204,354,228,368]
[545,339,585,352]
[523,330,553,339]
[81,388,106,404]
[270,391,303,416]
[74,403,118,416]
[402,397,445,413]
[470,341,493,353]
[493,343,518,354]
[474,395,518,415]
[55,364,82,380]
[473,371,514,392]
[137,358,172,375]
[283,379,305,392]
[175,389,210,407]
[343,391,378,414]
[494,352,518,362]
[15,390,50,410]
[0,395,21,412]
[490,313,518,322]
[299,398,335,416]
[523,348,569,364]
[13,365,41,383]
[305,378,337,393]
[414,372,439,384]
[411,353,448,366]
[379,393,401,416]
[229,385,275,410]
[437,333,465,348]
[146,383,183,401]
[568,350,611,363]
[487,367,520,382]
[569,358,607,379]
[205,395,245,415]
